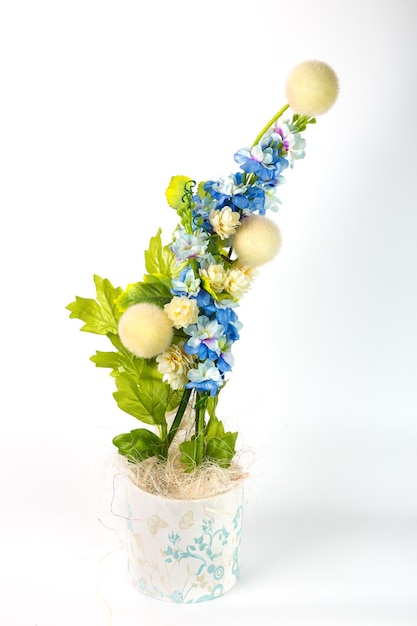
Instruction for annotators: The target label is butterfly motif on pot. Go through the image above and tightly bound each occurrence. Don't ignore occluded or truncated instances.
[147,514,169,536]
[179,510,195,529]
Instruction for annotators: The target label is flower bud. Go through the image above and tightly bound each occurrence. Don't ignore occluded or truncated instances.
[285,60,339,116]
[118,303,173,359]
[232,215,282,267]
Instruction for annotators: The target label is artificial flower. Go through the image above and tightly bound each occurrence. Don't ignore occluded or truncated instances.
[209,206,241,239]
[224,265,255,299]
[171,267,201,297]
[164,296,199,329]
[156,342,194,390]
[118,303,173,359]
[234,145,277,182]
[232,215,282,267]
[199,263,227,294]
[184,315,224,360]
[171,227,209,261]
[67,59,338,473]
[285,59,339,116]
[185,359,224,397]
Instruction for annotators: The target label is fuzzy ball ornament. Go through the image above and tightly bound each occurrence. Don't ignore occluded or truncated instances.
[285,60,338,116]
[118,303,173,358]
[232,215,282,267]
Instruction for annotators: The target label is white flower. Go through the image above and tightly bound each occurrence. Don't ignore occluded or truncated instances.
[156,343,194,390]
[199,263,227,294]
[274,122,306,165]
[164,296,199,329]
[224,265,257,299]
[209,206,241,239]
[263,187,283,212]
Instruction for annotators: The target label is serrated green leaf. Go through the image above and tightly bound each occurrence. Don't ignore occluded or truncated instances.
[66,276,122,335]
[90,350,125,370]
[113,371,170,425]
[113,428,165,462]
[115,278,172,312]
[94,275,123,320]
[144,228,182,278]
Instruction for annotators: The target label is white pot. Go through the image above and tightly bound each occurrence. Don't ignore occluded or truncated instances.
[124,478,244,603]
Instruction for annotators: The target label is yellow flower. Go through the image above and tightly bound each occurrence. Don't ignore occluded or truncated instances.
[164,296,199,329]
[285,60,339,116]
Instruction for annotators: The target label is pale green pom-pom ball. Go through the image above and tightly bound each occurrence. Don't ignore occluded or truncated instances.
[118,303,173,359]
[232,215,282,267]
[285,60,339,116]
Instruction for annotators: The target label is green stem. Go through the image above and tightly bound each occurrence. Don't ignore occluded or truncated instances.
[167,388,192,447]
[194,392,207,466]
[252,103,290,147]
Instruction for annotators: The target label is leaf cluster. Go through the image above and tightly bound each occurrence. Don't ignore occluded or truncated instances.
[66,227,236,470]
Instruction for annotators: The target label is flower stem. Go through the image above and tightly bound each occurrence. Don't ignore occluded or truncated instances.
[252,103,290,147]
[194,393,206,466]
[167,388,192,447]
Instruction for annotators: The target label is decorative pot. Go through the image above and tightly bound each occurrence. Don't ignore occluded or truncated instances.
[123,478,244,603]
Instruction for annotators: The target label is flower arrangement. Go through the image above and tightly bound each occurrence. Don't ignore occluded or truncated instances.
[67,60,338,494]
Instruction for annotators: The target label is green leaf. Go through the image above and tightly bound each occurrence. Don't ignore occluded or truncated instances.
[205,414,225,440]
[144,228,182,278]
[113,428,165,462]
[179,439,198,472]
[90,350,125,370]
[115,277,172,312]
[166,388,183,412]
[66,275,122,335]
[90,333,144,377]
[206,396,219,420]
[205,432,238,468]
[113,370,170,425]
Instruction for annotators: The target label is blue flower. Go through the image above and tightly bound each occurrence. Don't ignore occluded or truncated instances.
[184,315,224,358]
[217,349,234,373]
[234,145,277,181]
[244,184,267,214]
[171,227,209,261]
[196,289,217,315]
[204,173,249,211]
[171,267,201,297]
[215,306,242,342]
[234,144,289,183]
[192,194,218,231]
[185,359,224,396]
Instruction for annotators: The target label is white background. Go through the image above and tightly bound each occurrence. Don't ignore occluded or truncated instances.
[1,1,416,624]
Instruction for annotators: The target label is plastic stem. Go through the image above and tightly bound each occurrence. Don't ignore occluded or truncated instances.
[252,103,290,147]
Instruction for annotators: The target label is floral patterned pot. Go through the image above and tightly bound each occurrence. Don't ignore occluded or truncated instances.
[124,478,244,603]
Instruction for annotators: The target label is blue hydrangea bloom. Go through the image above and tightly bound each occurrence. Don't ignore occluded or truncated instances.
[204,173,249,211]
[171,267,201,297]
